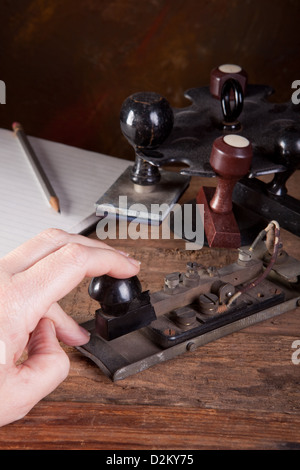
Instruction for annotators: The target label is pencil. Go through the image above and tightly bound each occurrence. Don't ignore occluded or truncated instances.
[12,122,60,213]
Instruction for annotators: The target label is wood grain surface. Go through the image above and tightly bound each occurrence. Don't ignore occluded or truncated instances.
[0,173,299,450]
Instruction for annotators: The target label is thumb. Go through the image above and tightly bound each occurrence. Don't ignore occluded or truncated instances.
[13,319,70,421]
[22,317,70,392]
[0,319,70,427]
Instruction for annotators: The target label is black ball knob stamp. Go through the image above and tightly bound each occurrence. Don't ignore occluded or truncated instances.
[88,274,156,341]
[267,126,300,197]
[120,91,174,191]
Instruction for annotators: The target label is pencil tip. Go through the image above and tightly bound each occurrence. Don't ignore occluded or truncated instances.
[50,196,60,213]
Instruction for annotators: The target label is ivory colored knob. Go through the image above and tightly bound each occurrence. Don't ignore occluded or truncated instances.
[210,64,248,99]
[209,134,253,214]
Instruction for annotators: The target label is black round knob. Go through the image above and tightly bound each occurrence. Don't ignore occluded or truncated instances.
[88,275,142,317]
[274,125,300,168]
[120,91,174,150]
[268,125,300,196]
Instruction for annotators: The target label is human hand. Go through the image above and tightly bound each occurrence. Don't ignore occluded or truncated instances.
[0,228,140,427]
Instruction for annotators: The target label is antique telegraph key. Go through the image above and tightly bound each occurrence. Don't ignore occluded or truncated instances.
[77,221,300,381]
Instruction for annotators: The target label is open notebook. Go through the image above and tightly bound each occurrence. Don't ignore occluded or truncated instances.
[0,128,130,258]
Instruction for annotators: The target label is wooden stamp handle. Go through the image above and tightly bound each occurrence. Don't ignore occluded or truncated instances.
[210,63,248,99]
[209,135,253,215]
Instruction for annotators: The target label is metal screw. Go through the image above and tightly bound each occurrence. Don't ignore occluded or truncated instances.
[173,307,196,327]
[186,262,199,278]
[186,342,196,352]
[198,293,219,315]
[164,272,180,289]
[207,266,217,277]
[238,249,252,262]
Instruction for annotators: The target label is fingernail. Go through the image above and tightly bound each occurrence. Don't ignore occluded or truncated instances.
[79,326,91,340]
[117,250,130,257]
[49,319,56,334]
[127,257,141,267]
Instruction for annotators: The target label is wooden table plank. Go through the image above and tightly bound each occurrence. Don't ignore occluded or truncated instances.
[2,402,300,450]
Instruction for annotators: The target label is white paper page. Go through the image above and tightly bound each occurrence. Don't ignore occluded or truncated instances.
[0,128,129,257]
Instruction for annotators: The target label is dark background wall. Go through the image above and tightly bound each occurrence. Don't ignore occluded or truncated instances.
[0,0,299,161]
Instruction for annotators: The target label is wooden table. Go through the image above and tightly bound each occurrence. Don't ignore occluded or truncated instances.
[1,173,300,450]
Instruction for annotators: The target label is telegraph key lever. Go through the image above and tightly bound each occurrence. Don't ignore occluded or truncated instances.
[88,274,156,341]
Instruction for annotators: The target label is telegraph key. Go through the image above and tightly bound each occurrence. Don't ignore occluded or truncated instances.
[76,221,300,381]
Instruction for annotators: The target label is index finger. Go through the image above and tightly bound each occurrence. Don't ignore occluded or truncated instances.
[13,243,141,324]
[0,228,117,276]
